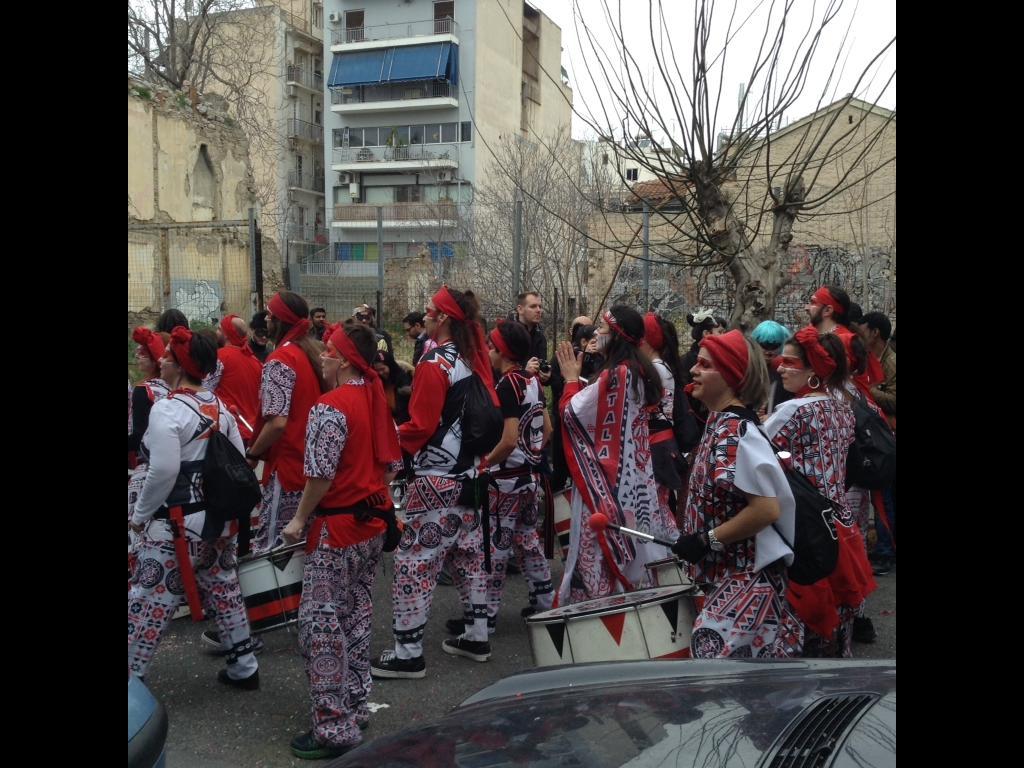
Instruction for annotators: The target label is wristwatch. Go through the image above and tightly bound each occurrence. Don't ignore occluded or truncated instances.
[707,527,726,552]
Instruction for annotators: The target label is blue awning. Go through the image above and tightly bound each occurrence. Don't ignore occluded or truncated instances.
[329,43,458,88]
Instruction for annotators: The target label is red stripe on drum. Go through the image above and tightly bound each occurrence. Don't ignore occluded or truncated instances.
[248,592,301,622]
[600,612,626,645]
[656,647,692,659]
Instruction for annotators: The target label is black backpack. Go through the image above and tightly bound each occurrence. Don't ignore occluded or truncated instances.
[726,407,839,586]
[459,373,503,457]
[846,393,896,489]
[176,396,261,555]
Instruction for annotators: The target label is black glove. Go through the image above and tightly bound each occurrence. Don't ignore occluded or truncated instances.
[671,532,710,564]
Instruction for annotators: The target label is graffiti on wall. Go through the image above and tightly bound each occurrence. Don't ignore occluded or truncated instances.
[606,244,895,331]
[172,279,223,324]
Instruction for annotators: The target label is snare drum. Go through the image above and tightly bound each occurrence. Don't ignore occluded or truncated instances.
[237,541,306,633]
[644,557,693,588]
[526,585,700,666]
[552,487,573,561]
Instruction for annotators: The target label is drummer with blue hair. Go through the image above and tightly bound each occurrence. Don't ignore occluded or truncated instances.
[751,320,794,416]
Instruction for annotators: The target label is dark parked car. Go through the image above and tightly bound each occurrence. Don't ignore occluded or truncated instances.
[328,659,895,767]
[128,675,168,768]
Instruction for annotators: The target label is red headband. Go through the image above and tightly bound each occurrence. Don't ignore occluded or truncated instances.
[269,294,311,346]
[643,312,664,352]
[432,286,465,321]
[604,310,641,345]
[219,313,248,350]
[794,325,837,381]
[429,287,496,405]
[489,325,521,362]
[169,326,204,381]
[812,287,844,315]
[327,327,401,465]
[132,327,165,364]
[699,330,748,392]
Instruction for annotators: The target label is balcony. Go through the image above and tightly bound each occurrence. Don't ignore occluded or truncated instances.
[331,18,458,50]
[332,143,459,173]
[288,224,330,243]
[332,202,460,230]
[330,81,456,114]
[286,65,324,92]
[287,170,326,194]
[282,8,322,42]
[287,119,324,145]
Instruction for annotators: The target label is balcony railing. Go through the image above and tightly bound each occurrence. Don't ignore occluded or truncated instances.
[287,170,325,193]
[282,8,321,38]
[286,66,324,91]
[287,119,324,144]
[331,81,455,105]
[288,224,330,242]
[333,202,460,223]
[332,143,458,165]
[332,18,457,46]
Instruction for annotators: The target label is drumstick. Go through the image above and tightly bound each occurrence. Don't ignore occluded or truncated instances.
[589,512,676,548]
[228,405,254,433]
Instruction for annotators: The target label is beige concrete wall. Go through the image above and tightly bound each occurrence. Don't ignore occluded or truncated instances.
[534,11,572,137]
[472,0,526,182]
[128,78,260,321]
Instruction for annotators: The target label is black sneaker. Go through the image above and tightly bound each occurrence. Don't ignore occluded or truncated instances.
[437,569,454,586]
[852,616,877,644]
[445,617,496,636]
[442,636,491,662]
[216,669,260,691]
[370,650,426,679]
[289,731,354,760]
[201,630,265,656]
[505,561,521,576]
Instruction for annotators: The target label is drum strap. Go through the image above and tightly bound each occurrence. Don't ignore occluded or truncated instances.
[169,505,206,622]
[541,473,555,560]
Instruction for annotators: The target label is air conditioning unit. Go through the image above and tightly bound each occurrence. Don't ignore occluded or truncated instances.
[328,12,341,23]
[339,172,354,184]
[287,84,297,98]
[349,182,361,198]
[437,170,453,183]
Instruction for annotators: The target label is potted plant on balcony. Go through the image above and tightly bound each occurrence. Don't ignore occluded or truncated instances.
[385,129,409,161]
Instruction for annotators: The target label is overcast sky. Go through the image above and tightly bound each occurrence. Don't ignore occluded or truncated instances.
[527,0,896,140]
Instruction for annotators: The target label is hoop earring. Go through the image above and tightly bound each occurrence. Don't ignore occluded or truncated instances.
[807,374,822,390]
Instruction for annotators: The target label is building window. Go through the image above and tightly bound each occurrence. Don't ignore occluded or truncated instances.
[626,168,639,182]
[333,129,345,148]
[441,122,458,143]
[410,125,424,145]
[461,121,472,142]
[345,10,364,42]
[396,186,423,203]
[434,1,454,34]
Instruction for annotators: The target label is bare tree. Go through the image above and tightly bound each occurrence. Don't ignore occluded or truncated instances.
[542,0,895,326]
[128,1,285,211]
[455,129,617,334]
